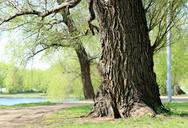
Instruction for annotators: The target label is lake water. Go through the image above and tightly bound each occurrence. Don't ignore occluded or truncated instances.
[0,97,46,105]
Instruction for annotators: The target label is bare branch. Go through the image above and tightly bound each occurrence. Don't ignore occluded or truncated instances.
[146,0,186,52]
[88,0,99,35]
[7,0,21,12]
[145,0,154,12]
[152,11,183,52]
[0,10,41,25]
[0,0,82,25]
[27,41,72,60]
[28,46,50,59]
[88,53,101,62]
[147,1,167,31]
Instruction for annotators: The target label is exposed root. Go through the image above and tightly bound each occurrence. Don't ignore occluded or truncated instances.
[87,91,171,118]
[88,96,113,118]
[129,102,156,117]
[87,87,168,118]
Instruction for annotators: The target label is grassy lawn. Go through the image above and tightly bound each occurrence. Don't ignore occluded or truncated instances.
[26,102,188,128]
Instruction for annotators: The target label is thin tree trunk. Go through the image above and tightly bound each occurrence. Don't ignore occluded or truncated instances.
[89,0,167,118]
[65,16,95,100]
[75,45,95,99]
[57,1,95,99]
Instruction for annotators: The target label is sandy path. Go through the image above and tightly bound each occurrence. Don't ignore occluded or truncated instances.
[0,103,86,128]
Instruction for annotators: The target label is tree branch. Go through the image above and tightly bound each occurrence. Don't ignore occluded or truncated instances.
[0,0,82,25]
[88,0,99,35]
[145,0,154,12]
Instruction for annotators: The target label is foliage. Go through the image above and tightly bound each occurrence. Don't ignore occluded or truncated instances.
[46,44,101,100]
[0,62,49,93]
[154,34,188,95]
[0,62,8,88]
[0,42,101,99]
[3,63,23,93]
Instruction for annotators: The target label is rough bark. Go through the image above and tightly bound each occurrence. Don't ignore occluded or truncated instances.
[89,0,167,118]
[57,1,95,99]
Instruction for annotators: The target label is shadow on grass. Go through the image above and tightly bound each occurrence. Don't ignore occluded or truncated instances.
[164,102,188,117]
[166,110,188,117]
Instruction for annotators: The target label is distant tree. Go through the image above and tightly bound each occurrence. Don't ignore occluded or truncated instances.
[4,64,23,93]
[0,62,8,88]
[46,51,101,99]
[0,0,97,99]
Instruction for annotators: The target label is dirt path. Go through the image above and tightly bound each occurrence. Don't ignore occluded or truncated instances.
[0,103,88,128]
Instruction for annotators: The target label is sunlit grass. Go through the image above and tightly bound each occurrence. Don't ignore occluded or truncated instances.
[27,102,188,128]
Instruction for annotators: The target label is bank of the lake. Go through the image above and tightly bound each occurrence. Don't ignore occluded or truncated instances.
[0,93,46,98]
[0,97,47,105]
[0,93,47,106]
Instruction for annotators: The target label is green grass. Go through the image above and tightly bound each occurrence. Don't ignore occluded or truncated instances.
[27,102,188,128]
[0,101,55,109]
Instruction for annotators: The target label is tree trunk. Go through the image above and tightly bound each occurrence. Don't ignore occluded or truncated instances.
[75,45,95,99]
[57,0,95,99]
[89,0,167,118]
[65,17,95,100]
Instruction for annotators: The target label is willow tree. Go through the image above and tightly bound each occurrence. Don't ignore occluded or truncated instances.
[0,0,95,99]
[0,0,186,117]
